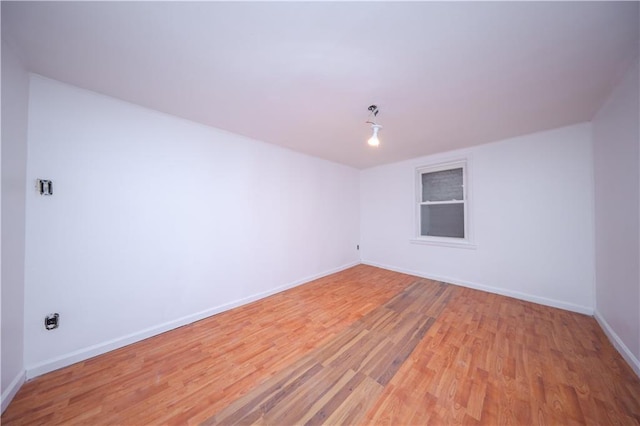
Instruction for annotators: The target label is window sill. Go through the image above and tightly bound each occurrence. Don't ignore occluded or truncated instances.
[410,237,477,250]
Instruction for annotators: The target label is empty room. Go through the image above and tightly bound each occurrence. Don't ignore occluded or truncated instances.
[2,1,639,424]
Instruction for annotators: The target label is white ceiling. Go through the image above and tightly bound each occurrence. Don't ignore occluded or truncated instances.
[2,2,638,169]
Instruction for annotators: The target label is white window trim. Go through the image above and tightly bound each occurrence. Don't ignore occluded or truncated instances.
[410,158,477,249]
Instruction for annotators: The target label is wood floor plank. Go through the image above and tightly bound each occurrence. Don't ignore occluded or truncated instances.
[319,375,383,426]
[260,363,348,424]
[3,265,640,425]
[205,278,442,424]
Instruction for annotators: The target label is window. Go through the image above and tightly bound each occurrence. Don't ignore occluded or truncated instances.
[413,160,474,248]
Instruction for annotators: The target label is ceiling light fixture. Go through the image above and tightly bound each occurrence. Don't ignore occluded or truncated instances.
[366,105,382,147]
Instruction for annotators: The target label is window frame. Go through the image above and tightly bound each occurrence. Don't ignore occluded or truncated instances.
[411,159,476,249]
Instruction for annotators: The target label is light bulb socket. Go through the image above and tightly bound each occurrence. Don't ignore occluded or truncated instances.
[366,106,382,147]
[368,124,382,147]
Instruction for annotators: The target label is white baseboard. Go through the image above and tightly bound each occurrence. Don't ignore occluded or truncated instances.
[1,369,26,414]
[362,260,594,315]
[594,310,640,378]
[26,261,360,379]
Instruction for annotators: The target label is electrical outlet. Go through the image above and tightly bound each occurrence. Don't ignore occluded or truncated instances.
[38,179,53,196]
[45,313,59,330]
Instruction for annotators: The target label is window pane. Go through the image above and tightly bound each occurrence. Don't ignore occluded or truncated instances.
[421,168,463,202]
[420,204,464,238]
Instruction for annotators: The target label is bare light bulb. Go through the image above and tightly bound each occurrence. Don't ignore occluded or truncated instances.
[368,124,382,147]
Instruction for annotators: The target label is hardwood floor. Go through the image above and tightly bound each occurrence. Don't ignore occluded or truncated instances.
[3,265,640,425]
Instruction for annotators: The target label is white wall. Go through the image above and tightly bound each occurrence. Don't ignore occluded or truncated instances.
[361,123,595,314]
[592,60,640,375]
[23,75,360,377]
[1,41,29,412]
